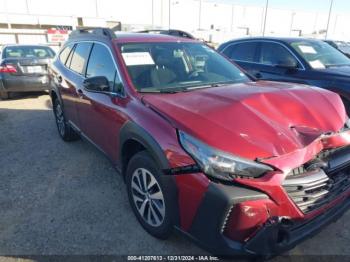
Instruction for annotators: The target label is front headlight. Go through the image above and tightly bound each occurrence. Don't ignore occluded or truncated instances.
[178,131,273,181]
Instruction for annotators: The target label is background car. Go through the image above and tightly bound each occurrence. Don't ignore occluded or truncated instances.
[324,40,350,58]
[0,44,55,99]
[218,37,350,113]
[137,29,195,39]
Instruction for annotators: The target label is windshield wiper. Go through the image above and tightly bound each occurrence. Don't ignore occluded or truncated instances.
[186,80,238,90]
[138,87,186,93]
[325,63,350,68]
[139,80,240,93]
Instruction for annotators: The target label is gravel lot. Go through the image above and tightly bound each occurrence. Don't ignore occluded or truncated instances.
[0,93,350,261]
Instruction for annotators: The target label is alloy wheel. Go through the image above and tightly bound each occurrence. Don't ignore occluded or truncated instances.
[131,168,165,227]
[55,103,65,137]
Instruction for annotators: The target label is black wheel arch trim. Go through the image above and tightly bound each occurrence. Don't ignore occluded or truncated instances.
[119,121,181,227]
[50,88,63,108]
[118,121,170,173]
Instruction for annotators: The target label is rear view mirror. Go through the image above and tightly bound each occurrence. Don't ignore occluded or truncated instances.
[83,76,110,92]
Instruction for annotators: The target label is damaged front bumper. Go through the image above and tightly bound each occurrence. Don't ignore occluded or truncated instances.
[183,180,350,257]
[244,196,350,256]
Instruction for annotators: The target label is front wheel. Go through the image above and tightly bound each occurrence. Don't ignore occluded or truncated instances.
[53,99,79,142]
[341,97,350,116]
[126,151,177,239]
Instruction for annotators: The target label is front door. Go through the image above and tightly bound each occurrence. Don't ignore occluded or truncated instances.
[255,41,307,84]
[76,42,127,161]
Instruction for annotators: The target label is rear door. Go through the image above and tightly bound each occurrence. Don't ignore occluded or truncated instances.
[58,42,93,127]
[221,41,261,78]
[1,45,55,91]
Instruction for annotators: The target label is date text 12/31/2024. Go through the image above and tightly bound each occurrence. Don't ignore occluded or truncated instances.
[127,256,220,261]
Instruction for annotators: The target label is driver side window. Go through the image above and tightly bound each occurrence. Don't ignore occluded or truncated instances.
[259,42,299,67]
[86,43,122,93]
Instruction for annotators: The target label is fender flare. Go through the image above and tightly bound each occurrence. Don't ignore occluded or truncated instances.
[118,121,170,172]
[119,121,181,227]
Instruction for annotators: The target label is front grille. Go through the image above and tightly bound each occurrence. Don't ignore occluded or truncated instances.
[283,146,350,214]
[283,169,350,213]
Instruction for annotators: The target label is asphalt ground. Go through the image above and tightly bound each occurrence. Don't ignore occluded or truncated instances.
[0,93,349,262]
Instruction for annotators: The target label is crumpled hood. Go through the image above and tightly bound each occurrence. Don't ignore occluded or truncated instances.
[142,81,346,160]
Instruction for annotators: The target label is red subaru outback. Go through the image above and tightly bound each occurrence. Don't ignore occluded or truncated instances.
[49,28,350,257]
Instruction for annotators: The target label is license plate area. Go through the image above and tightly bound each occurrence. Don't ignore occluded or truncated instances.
[25,65,44,74]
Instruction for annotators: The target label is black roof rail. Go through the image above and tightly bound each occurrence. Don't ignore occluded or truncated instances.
[69,27,116,40]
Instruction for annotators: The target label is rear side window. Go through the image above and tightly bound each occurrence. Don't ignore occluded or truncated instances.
[86,43,121,92]
[224,42,258,62]
[259,42,298,66]
[3,46,55,59]
[59,44,73,64]
[69,42,92,75]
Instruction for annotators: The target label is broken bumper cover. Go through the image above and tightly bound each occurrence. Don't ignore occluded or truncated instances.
[245,196,350,256]
[186,181,350,257]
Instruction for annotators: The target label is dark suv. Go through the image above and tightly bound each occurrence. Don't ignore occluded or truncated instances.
[49,28,350,257]
[218,37,350,113]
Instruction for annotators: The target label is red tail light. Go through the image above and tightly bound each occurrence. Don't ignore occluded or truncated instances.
[0,65,17,73]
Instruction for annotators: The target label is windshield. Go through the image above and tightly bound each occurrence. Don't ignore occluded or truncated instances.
[290,41,350,69]
[119,42,249,92]
[336,42,350,54]
[3,46,55,59]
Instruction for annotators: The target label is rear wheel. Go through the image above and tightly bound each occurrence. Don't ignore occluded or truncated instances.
[126,151,176,239]
[0,91,9,100]
[53,99,79,141]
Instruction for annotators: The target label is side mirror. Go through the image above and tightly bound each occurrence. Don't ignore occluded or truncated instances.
[275,60,298,70]
[83,76,110,92]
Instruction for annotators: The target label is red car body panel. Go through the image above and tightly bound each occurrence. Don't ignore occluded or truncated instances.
[175,174,210,231]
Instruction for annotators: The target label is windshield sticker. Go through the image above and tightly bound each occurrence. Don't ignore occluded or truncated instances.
[309,60,325,69]
[122,52,155,66]
[299,45,317,54]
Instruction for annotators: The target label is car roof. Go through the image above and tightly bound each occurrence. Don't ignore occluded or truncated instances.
[2,44,52,48]
[226,37,324,45]
[112,32,198,44]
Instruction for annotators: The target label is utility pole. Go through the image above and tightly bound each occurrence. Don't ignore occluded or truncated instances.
[95,0,99,17]
[325,0,334,39]
[289,12,296,36]
[152,0,154,28]
[168,0,171,29]
[262,0,269,36]
[198,0,202,30]
[25,0,30,14]
[161,0,164,28]
[230,4,234,32]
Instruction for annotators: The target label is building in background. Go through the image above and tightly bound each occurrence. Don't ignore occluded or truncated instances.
[0,0,349,47]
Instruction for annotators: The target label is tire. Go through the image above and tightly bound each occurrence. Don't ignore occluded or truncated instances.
[126,151,177,239]
[0,91,9,100]
[341,97,350,116]
[53,99,79,142]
